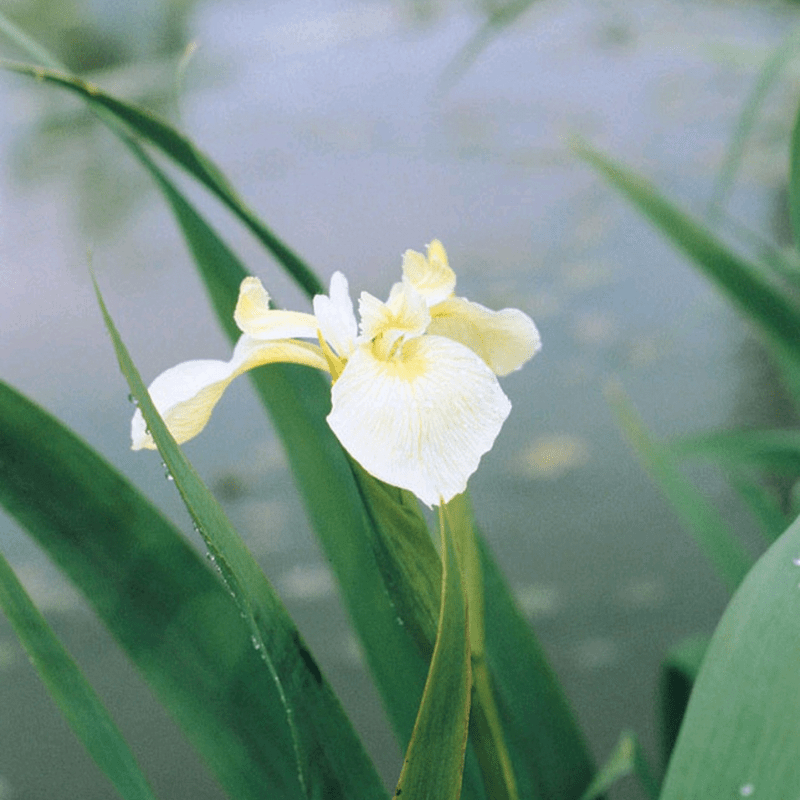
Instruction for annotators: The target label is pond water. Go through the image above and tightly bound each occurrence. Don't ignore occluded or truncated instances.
[1,0,797,797]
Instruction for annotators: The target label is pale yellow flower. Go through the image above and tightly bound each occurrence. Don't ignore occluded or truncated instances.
[132,241,541,506]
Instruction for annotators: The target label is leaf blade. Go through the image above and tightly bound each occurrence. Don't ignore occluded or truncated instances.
[0,548,160,800]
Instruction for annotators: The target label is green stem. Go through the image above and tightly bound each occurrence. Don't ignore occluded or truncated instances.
[445,494,519,800]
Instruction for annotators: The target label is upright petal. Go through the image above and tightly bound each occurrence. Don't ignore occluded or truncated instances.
[132,335,327,450]
[327,335,511,506]
[234,276,319,340]
[359,281,430,348]
[428,296,541,376]
[401,240,457,305]
[313,271,358,358]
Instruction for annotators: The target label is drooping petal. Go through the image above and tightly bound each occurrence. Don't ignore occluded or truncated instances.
[131,335,328,450]
[428,296,541,376]
[401,240,457,306]
[234,276,318,340]
[327,335,511,506]
[313,271,358,358]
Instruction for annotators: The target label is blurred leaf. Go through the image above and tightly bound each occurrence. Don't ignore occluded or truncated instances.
[0,380,305,800]
[671,428,800,476]
[575,140,800,369]
[94,283,387,800]
[437,0,539,95]
[659,513,800,800]
[0,548,159,800]
[790,94,800,251]
[393,508,471,800]
[0,11,63,69]
[578,731,657,800]
[0,59,324,299]
[730,476,791,544]
[658,636,708,770]
[709,29,800,220]
[606,382,753,592]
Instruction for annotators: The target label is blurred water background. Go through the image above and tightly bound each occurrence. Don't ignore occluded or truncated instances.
[1,0,799,797]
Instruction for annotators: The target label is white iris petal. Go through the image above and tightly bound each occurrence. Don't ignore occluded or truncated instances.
[429,296,542,376]
[402,240,456,305]
[234,276,318,340]
[327,335,511,507]
[132,240,539,507]
[313,271,357,358]
[131,335,327,450]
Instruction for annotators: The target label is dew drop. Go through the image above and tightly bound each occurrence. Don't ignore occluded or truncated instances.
[793,557,800,567]
[739,784,754,797]
[250,635,262,651]
[161,462,174,481]
[127,393,138,406]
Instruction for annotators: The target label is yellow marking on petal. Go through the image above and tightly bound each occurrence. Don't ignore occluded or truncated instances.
[317,330,344,381]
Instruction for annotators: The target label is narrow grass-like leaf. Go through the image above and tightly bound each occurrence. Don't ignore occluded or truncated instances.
[478,534,595,800]
[93,282,386,800]
[575,140,800,365]
[0,60,323,299]
[729,476,790,544]
[437,0,540,95]
[670,428,800,476]
[0,380,305,800]
[0,11,63,69]
[578,731,658,800]
[709,29,800,219]
[0,548,159,800]
[393,507,471,800]
[353,467,594,800]
[447,494,518,800]
[659,513,800,800]
[110,127,434,755]
[789,94,800,251]
[606,382,753,592]
[658,636,708,770]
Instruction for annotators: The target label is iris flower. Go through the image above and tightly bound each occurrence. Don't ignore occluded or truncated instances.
[132,241,540,506]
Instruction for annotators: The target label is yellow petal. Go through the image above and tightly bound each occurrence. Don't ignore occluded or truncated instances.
[312,271,358,358]
[428,296,541,376]
[234,276,318,340]
[327,335,511,506]
[401,239,457,305]
[131,335,327,450]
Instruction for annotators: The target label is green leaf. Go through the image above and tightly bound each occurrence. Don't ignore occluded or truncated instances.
[478,534,595,800]
[0,548,159,800]
[709,29,800,220]
[437,0,540,95]
[112,128,434,756]
[446,494,518,800]
[578,731,658,800]
[574,140,800,368]
[606,382,753,592]
[93,283,387,800]
[659,513,800,800]
[0,59,323,300]
[658,636,708,769]
[0,380,305,800]
[671,429,800,476]
[354,469,595,800]
[393,507,472,800]
[790,94,800,250]
[0,11,63,69]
